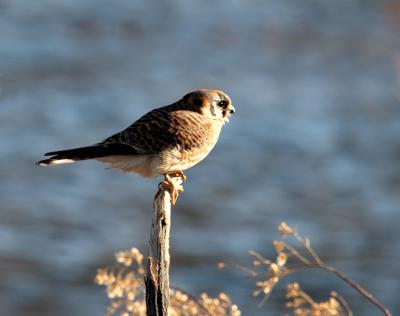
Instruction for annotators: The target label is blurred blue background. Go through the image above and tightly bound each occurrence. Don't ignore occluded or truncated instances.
[1,0,399,315]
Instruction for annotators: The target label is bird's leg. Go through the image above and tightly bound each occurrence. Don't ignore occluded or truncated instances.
[160,172,185,205]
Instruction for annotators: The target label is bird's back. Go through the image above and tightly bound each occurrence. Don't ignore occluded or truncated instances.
[100,106,224,176]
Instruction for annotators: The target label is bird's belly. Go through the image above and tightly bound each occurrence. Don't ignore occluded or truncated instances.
[158,142,216,174]
[97,155,161,178]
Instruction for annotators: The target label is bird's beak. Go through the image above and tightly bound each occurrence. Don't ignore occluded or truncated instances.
[229,106,236,115]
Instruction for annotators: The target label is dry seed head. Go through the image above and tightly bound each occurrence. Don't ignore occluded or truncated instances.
[219,292,229,301]
[286,282,301,297]
[273,240,286,253]
[277,253,288,267]
[278,222,296,236]
[269,263,280,275]
[107,283,123,298]
[217,262,226,269]
[95,268,109,285]
[255,277,279,296]
[115,250,133,267]
[286,282,347,316]
[130,247,143,263]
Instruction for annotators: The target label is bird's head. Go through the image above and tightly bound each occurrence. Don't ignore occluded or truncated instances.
[182,89,235,123]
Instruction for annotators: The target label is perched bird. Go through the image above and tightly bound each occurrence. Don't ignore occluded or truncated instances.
[37,89,235,202]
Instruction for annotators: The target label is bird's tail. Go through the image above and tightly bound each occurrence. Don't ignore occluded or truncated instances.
[36,143,138,166]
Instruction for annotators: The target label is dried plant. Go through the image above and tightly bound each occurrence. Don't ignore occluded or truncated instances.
[285,282,351,316]
[96,223,391,316]
[220,222,391,316]
[95,248,241,316]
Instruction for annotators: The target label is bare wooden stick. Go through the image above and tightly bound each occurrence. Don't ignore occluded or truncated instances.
[145,176,183,316]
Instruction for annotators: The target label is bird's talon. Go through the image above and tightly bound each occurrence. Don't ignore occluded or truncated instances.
[169,171,186,183]
[161,173,184,205]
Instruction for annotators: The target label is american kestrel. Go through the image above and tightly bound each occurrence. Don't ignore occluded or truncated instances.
[37,89,235,202]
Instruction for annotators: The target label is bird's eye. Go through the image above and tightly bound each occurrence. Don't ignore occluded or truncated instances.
[218,100,228,108]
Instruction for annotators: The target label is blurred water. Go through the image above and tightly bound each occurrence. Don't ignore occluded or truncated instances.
[1,0,400,315]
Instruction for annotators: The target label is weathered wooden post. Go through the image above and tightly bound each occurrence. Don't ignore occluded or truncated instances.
[145,175,183,316]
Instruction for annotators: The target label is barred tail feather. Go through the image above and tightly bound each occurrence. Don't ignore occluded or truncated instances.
[36,143,139,166]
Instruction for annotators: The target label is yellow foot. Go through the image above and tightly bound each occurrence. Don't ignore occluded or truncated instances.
[160,172,185,205]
